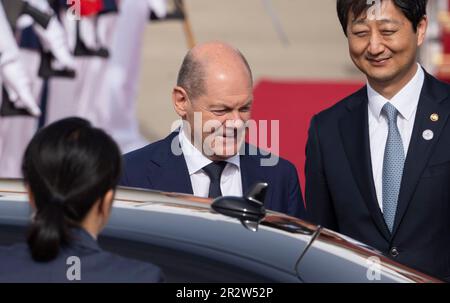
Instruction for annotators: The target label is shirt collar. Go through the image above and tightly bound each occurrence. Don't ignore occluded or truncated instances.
[367,63,424,122]
[179,127,240,176]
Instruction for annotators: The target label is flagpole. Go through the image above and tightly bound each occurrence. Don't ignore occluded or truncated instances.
[177,0,195,48]
[261,0,290,46]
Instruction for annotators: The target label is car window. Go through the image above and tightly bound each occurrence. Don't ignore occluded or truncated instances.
[99,236,278,283]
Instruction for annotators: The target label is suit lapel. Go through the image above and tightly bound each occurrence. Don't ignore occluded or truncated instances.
[339,87,391,241]
[240,148,261,195]
[147,132,194,194]
[240,146,274,206]
[392,72,450,236]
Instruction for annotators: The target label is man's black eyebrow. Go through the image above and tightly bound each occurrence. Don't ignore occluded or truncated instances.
[377,19,402,25]
[351,18,401,25]
[351,18,368,25]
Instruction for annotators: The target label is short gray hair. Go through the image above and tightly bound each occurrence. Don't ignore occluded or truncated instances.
[176,51,206,100]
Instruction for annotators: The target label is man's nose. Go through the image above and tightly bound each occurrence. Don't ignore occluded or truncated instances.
[225,110,243,122]
[367,31,385,57]
[223,112,245,129]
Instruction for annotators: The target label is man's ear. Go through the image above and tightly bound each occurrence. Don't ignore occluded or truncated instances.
[99,189,114,218]
[417,16,428,47]
[172,86,190,118]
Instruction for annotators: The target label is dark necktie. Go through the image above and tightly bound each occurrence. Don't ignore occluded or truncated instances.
[203,161,227,198]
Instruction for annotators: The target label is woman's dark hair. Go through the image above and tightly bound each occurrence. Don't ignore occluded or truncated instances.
[22,117,122,262]
[337,0,428,36]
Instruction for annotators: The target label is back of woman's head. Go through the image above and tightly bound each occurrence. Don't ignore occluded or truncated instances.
[22,117,122,262]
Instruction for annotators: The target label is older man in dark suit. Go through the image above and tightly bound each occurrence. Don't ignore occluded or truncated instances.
[120,42,305,219]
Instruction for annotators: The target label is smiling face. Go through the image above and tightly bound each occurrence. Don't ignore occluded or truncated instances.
[346,0,427,96]
[173,43,253,161]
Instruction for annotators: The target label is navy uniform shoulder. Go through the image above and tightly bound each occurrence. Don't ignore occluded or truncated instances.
[0,243,27,265]
[0,243,164,283]
[0,242,30,262]
[0,243,53,283]
[94,251,164,283]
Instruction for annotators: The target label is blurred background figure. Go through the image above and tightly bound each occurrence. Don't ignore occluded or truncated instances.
[421,0,447,74]
[0,0,169,177]
[433,0,450,80]
[0,0,44,178]
[0,0,76,178]
[0,1,41,116]
[82,0,168,152]
[47,0,168,152]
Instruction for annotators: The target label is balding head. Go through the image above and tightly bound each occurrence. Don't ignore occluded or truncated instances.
[176,42,253,100]
[172,42,254,160]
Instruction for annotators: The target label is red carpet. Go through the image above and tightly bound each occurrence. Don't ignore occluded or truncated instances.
[250,79,364,193]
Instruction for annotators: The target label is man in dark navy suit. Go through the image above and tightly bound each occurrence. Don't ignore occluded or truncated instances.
[306,0,450,280]
[120,42,305,219]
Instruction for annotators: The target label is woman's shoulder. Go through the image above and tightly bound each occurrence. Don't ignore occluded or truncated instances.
[0,242,164,283]
[0,242,31,261]
[80,249,164,283]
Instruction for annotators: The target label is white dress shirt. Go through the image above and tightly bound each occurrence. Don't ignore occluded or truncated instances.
[178,128,243,198]
[368,64,424,211]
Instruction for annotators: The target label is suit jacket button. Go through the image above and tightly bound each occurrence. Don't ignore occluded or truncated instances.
[390,247,399,257]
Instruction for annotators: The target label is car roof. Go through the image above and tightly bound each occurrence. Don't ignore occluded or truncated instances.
[0,179,441,283]
[0,179,314,281]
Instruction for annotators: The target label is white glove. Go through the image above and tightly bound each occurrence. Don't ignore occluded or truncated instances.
[147,0,168,19]
[33,16,76,70]
[17,0,76,70]
[1,60,41,116]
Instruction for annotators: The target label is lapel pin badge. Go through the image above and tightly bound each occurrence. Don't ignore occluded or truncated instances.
[430,113,439,122]
[422,129,434,141]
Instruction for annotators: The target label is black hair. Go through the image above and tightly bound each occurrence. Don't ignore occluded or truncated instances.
[176,48,253,100]
[22,117,122,262]
[337,0,428,35]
